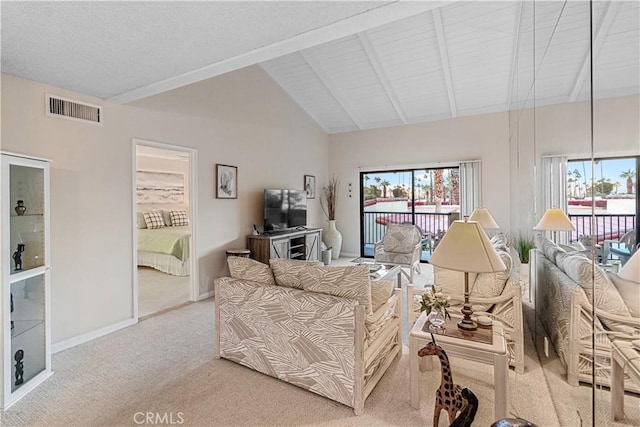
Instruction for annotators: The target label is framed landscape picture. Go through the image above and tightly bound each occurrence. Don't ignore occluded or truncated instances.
[304,175,315,199]
[216,164,237,199]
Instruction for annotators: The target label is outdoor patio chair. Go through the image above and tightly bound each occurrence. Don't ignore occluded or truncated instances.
[374,223,422,283]
[603,229,636,265]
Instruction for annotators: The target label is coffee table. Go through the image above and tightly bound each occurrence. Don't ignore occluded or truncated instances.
[358,262,403,289]
[409,311,508,420]
[611,340,640,421]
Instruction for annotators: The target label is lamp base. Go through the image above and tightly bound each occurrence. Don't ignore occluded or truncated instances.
[457,302,478,331]
[457,318,478,331]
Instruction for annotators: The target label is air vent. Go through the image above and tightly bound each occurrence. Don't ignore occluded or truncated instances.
[46,94,102,124]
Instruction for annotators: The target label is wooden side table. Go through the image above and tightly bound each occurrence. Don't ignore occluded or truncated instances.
[611,340,640,421]
[410,312,508,420]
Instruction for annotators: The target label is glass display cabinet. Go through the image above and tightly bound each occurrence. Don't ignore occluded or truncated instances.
[1,152,51,409]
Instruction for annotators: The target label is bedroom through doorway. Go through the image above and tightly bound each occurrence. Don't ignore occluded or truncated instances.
[134,142,196,319]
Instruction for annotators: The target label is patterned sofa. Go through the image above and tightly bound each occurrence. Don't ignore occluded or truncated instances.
[214,258,402,415]
[534,235,640,392]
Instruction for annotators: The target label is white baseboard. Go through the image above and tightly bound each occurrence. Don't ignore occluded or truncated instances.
[197,290,214,301]
[52,318,137,354]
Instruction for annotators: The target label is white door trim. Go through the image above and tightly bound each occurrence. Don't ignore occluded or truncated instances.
[131,138,199,321]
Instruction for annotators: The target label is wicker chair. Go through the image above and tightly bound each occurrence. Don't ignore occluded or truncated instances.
[374,223,422,283]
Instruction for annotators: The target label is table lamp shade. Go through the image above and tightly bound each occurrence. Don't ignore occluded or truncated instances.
[468,207,500,230]
[429,219,506,273]
[534,207,575,231]
[618,250,640,283]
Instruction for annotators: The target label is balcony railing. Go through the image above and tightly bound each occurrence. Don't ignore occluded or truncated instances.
[568,213,636,244]
[362,211,454,258]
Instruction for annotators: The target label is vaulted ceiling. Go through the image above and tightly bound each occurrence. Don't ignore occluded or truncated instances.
[2,1,638,134]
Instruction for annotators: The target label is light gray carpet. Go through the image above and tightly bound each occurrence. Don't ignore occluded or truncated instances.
[1,260,637,426]
[138,267,191,318]
[2,297,562,427]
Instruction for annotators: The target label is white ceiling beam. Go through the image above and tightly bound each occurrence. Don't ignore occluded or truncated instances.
[357,32,408,124]
[259,61,331,134]
[569,1,620,102]
[506,2,523,111]
[108,1,448,104]
[432,8,457,118]
[300,50,364,130]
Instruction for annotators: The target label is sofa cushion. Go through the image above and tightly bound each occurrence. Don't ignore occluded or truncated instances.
[383,224,421,253]
[490,233,509,252]
[371,279,394,313]
[470,249,512,311]
[270,258,322,289]
[609,272,640,317]
[562,254,633,332]
[433,267,476,306]
[301,265,373,314]
[227,256,275,285]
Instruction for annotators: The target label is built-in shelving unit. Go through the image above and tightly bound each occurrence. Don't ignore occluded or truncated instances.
[1,153,52,409]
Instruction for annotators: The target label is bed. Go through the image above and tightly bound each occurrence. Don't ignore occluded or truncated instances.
[138,205,191,276]
[137,225,191,276]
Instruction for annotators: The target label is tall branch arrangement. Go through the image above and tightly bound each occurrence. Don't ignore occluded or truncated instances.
[321,176,339,220]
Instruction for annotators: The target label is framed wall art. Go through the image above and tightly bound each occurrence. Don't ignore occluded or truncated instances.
[216,164,237,199]
[304,175,315,199]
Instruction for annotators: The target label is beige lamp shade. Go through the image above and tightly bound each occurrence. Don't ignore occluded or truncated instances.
[618,250,640,283]
[468,207,500,230]
[429,218,506,273]
[534,207,575,231]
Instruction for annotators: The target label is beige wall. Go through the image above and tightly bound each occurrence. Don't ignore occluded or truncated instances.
[1,66,329,346]
[328,112,511,256]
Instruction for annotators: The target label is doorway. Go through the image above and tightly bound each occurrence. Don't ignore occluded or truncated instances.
[132,139,198,319]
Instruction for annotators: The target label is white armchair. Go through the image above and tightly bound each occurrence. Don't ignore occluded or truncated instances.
[374,223,422,283]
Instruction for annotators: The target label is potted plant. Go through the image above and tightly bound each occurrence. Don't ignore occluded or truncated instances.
[511,234,536,284]
[321,176,342,259]
[420,286,451,331]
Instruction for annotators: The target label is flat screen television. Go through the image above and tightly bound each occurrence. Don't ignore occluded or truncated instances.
[263,189,307,232]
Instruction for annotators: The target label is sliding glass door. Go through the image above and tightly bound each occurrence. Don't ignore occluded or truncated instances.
[360,167,460,260]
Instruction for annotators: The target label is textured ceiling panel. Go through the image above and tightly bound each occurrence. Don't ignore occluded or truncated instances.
[1,1,388,99]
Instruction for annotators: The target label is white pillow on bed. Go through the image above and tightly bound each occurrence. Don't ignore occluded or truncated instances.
[136,212,147,229]
[143,211,165,229]
[170,210,189,226]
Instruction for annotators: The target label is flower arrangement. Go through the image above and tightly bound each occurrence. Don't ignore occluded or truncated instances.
[321,176,339,220]
[420,286,451,320]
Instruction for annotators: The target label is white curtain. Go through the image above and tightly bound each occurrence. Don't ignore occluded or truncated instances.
[540,155,570,243]
[459,160,482,217]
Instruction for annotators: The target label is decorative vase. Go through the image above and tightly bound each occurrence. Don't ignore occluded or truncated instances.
[519,263,529,286]
[427,308,445,331]
[15,200,26,216]
[323,220,343,260]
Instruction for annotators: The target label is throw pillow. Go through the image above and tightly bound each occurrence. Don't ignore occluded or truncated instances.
[371,279,394,313]
[136,212,147,229]
[227,256,275,285]
[563,255,633,333]
[470,249,512,311]
[433,266,477,306]
[609,272,640,317]
[301,265,373,315]
[490,233,509,252]
[143,211,165,229]
[170,210,189,226]
[270,258,322,289]
[162,210,173,226]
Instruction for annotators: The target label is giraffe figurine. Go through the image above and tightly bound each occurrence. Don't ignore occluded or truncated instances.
[418,336,466,427]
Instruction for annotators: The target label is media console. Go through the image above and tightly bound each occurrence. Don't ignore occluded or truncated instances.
[247,228,322,264]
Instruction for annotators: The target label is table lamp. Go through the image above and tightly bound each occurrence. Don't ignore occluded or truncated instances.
[534,207,575,243]
[618,249,639,283]
[429,217,506,331]
[469,207,500,235]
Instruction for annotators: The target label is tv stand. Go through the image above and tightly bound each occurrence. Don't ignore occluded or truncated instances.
[247,228,322,264]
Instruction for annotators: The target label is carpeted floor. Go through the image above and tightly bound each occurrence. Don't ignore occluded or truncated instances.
[1,261,637,426]
[138,267,191,318]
